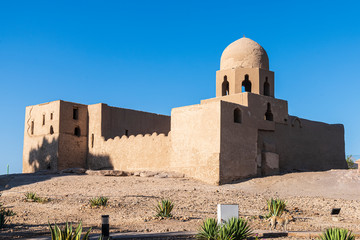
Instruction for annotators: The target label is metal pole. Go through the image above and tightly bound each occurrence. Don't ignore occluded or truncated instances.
[101,215,109,238]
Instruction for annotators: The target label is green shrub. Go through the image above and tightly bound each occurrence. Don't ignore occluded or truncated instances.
[49,221,91,240]
[346,155,356,169]
[317,228,355,240]
[25,192,38,201]
[223,217,252,240]
[155,199,174,217]
[197,218,252,240]
[0,212,7,229]
[89,196,108,208]
[25,192,49,203]
[0,193,15,230]
[266,198,286,217]
[197,218,220,240]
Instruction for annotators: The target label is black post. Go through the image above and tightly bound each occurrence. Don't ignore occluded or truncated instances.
[101,215,109,238]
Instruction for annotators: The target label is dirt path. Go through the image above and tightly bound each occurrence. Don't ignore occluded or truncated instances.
[0,169,359,239]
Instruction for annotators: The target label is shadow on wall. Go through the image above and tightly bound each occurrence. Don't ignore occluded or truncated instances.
[28,137,59,172]
[87,153,113,170]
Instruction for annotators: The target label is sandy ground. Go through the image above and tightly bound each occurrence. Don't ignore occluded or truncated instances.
[0,169,359,239]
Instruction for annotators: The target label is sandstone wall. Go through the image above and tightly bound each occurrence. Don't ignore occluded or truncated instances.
[272,116,347,171]
[88,132,171,171]
[100,104,170,140]
[219,101,258,183]
[170,102,221,185]
[23,101,61,172]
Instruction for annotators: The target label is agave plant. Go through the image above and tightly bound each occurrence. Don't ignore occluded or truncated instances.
[25,192,38,201]
[197,218,220,240]
[223,217,253,240]
[318,228,355,240]
[0,212,7,229]
[48,221,91,240]
[155,199,174,217]
[89,196,108,207]
[266,198,286,217]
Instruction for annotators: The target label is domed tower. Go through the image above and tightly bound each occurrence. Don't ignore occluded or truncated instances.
[216,37,274,97]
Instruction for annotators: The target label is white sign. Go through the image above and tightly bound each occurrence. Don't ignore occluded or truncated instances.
[217,204,239,224]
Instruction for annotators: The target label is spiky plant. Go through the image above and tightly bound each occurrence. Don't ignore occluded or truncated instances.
[0,212,7,229]
[155,199,174,217]
[48,221,91,240]
[217,224,234,240]
[317,228,355,240]
[89,196,108,208]
[266,198,286,217]
[25,192,38,201]
[222,217,253,240]
[197,218,220,240]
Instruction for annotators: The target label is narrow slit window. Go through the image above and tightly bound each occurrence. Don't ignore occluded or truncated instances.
[31,120,34,135]
[265,103,273,121]
[74,127,81,137]
[91,134,94,148]
[50,125,54,135]
[264,77,270,96]
[125,129,129,137]
[42,114,45,126]
[234,108,242,123]
[50,113,53,120]
[73,108,79,120]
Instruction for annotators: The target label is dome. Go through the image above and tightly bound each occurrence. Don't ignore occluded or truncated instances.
[220,37,269,70]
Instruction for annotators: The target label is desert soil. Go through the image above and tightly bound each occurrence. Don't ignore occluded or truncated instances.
[0,169,360,239]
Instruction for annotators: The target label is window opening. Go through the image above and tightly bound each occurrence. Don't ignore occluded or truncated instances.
[31,120,34,135]
[91,134,94,148]
[242,75,252,92]
[264,77,270,96]
[222,76,229,96]
[74,127,81,137]
[265,103,273,121]
[73,108,79,120]
[50,125,54,135]
[125,129,129,137]
[42,114,45,126]
[50,113,53,120]
[234,108,242,123]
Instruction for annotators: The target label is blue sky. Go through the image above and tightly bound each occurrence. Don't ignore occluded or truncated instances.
[0,1,359,174]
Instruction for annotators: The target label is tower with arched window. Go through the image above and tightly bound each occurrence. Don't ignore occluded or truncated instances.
[216,37,274,97]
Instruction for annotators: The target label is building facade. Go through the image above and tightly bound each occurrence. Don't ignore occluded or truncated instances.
[23,37,347,184]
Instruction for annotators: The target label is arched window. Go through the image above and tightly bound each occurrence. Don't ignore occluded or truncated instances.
[264,103,273,121]
[50,125,54,135]
[234,108,242,123]
[74,127,81,137]
[242,75,252,92]
[264,77,270,96]
[222,76,229,96]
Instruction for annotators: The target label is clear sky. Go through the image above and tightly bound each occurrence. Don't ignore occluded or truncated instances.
[0,1,359,174]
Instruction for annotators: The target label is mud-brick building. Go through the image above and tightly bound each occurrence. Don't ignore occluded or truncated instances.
[23,37,347,184]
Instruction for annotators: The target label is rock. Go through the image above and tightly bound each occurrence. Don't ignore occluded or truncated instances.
[154,172,168,178]
[167,172,185,178]
[86,170,129,176]
[140,171,156,177]
[60,168,86,174]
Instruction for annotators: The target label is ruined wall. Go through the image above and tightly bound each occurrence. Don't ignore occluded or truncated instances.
[219,101,258,183]
[100,104,170,140]
[23,101,60,172]
[259,116,347,172]
[170,102,221,185]
[88,133,171,171]
[87,103,171,171]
